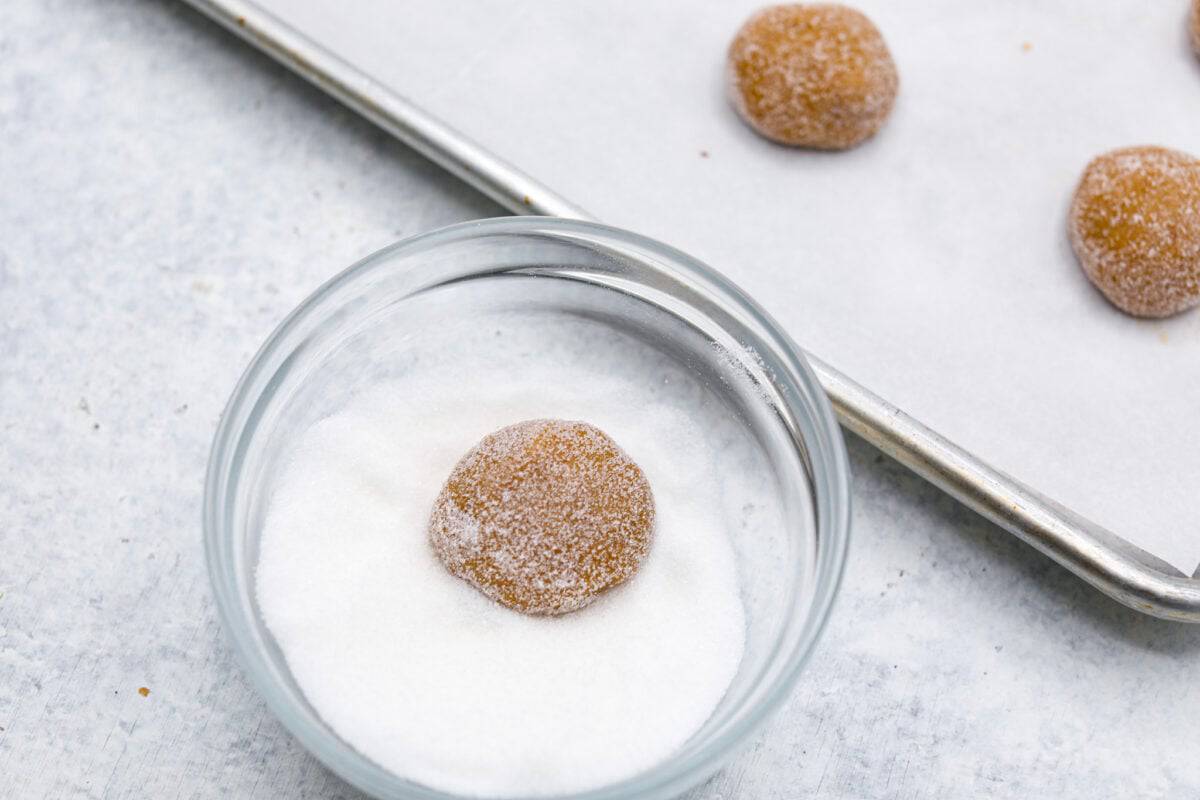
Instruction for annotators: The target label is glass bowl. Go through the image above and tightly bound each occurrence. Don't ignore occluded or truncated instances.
[204,216,851,799]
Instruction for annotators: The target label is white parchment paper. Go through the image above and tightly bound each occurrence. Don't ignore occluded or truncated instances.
[256,0,1200,575]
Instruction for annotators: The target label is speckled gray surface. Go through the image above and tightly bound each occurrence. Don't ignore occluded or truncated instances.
[0,1,1197,798]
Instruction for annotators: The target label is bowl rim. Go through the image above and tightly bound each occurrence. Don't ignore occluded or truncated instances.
[204,215,852,800]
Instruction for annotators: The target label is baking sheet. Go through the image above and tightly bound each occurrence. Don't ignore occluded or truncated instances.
[250,0,1200,575]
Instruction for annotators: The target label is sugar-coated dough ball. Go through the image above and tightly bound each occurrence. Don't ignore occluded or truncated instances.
[1068,146,1200,318]
[429,419,654,615]
[727,3,898,149]
[1192,0,1200,55]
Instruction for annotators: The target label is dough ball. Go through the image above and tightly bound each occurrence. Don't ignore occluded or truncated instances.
[727,3,899,149]
[1191,0,1200,55]
[1068,146,1200,318]
[429,419,655,615]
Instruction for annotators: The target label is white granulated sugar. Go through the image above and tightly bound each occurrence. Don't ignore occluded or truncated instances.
[256,0,1200,575]
[256,318,751,797]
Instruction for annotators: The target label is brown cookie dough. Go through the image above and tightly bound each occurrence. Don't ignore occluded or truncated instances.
[1068,146,1200,318]
[727,3,898,149]
[1191,0,1200,55]
[429,419,654,615]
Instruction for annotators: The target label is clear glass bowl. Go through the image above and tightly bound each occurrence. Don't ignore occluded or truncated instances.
[204,217,851,800]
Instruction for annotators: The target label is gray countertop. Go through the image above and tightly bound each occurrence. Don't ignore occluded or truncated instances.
[1,2,1197,798]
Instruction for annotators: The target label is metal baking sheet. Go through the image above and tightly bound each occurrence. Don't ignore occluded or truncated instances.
[182,0,1200,621]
